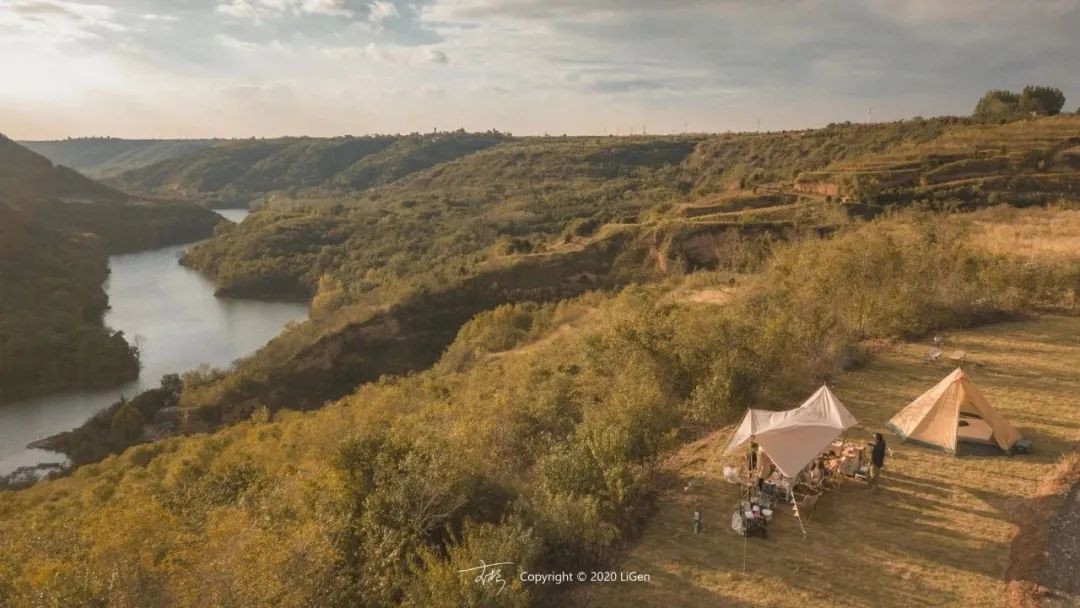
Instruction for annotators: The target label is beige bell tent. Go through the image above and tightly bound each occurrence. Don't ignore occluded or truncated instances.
[723,385,858,478]
[887,368,1022,453]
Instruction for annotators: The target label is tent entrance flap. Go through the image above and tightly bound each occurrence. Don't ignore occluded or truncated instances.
[724,385,858,478]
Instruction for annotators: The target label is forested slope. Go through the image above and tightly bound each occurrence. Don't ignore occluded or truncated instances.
[87,116,1072,430]
[108,131,510,207]
[2,207,1078,607]
[0,204,138,401]
[20,138,219,178]
[0,135,223,402]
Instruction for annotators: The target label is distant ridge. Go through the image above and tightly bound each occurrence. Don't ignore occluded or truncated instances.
[0,134,128,204]
[19,138,220,178]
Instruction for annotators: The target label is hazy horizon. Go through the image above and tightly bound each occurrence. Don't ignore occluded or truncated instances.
[3,0,1078,140]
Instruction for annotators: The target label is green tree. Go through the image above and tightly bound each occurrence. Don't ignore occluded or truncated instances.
[973,89,1020,119]
[1017,85,1066,115]
[160,373,182,404]
[108,399,144,446]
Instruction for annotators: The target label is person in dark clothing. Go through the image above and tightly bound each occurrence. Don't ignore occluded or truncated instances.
[749,441,765,491]
[868,433,887,490]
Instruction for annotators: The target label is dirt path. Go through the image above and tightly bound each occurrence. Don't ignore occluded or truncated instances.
[1041,481,1080,604]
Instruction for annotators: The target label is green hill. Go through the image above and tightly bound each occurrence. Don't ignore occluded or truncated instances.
[0,203,139,402]
[106,132,509,207]
[19,138,219,179]
[153,117,1080,428]
[2,116,1079,607]
[0,135,224,402]
[128,116,1071,444]
[1,206,1078,607]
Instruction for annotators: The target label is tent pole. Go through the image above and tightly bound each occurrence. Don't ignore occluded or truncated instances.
[743,440,751,573]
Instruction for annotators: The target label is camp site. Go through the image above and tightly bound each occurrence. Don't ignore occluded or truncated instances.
[578,316,1080,608]
[2,13,1080,603]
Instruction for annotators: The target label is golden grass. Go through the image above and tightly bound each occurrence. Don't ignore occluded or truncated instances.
[575,315,1080,608]
[968,206,1080,259]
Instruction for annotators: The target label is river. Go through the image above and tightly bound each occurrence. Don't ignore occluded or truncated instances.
[0,209,310,476]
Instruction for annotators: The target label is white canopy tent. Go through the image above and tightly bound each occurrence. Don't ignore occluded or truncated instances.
[723,385,858,478]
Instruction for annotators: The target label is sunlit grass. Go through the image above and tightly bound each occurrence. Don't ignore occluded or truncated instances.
[969,206,1080,260]
[578,315,1080,608]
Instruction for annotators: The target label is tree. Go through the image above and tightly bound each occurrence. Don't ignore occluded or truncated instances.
[1017,85,1066,115]
[973,86,1066,120]
[108,399,145,446]
[973,89,1020,119]
[160,373,182,404]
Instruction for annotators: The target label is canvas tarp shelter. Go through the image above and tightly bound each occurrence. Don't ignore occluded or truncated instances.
[887,368,1022,453]
[723,385,858,478]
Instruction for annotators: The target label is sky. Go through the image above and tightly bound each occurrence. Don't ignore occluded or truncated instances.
[2,0,1078,139]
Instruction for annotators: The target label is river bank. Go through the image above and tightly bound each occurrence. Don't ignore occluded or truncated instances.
[0,209,309,479]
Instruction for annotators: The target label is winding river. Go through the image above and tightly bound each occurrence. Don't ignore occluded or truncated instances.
[0,209,310,476]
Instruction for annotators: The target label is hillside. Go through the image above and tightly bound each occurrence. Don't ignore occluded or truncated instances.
[107,131,510,207]
[0,135,223,402]
[1,206,1078,607]
[0,203,140,402]
[1,135,127,204]
[3,117,1079,606]
[577,315,1080,608]
[19,138,219,179]
[151,117,1079,424]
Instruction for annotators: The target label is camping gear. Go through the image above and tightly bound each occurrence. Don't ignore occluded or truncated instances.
[761,475,793,503]
[731,501,768,538]
[723,385,859,478]
[887,368,1022,454]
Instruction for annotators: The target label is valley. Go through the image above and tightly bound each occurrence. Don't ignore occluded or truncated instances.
[3,111,1079,608]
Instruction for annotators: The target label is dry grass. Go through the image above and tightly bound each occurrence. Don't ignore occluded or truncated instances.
[968,206,1080,259]
[574,315,1080,608]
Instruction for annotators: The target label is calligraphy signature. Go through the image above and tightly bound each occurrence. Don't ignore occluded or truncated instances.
[456,561,514,595]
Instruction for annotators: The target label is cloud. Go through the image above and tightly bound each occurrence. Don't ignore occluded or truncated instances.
[0,0,123,41]
[10,1,80,19]
[215,0,353,20]
[426,48,448,63]
[367,0,398,24]
[215,33,259,50]
[2,0,1079,138]
[352,42,448,66]
[215,0,263,19]
[300,0,353,17]
[141,13,182,23]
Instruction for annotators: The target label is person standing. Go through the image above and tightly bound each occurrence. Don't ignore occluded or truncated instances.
[868,433,887,491]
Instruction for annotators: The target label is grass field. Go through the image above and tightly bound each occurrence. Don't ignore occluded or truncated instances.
[575,315,1080,608]
[970,206,1080,260]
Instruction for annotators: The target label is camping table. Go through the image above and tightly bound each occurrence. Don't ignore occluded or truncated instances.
[829,442,866,478]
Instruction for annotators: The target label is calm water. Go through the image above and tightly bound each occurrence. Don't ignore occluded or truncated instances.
[0,209,309,475]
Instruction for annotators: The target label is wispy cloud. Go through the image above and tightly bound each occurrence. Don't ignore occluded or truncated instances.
[0,0,1077,138]
[215,0,354,20]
